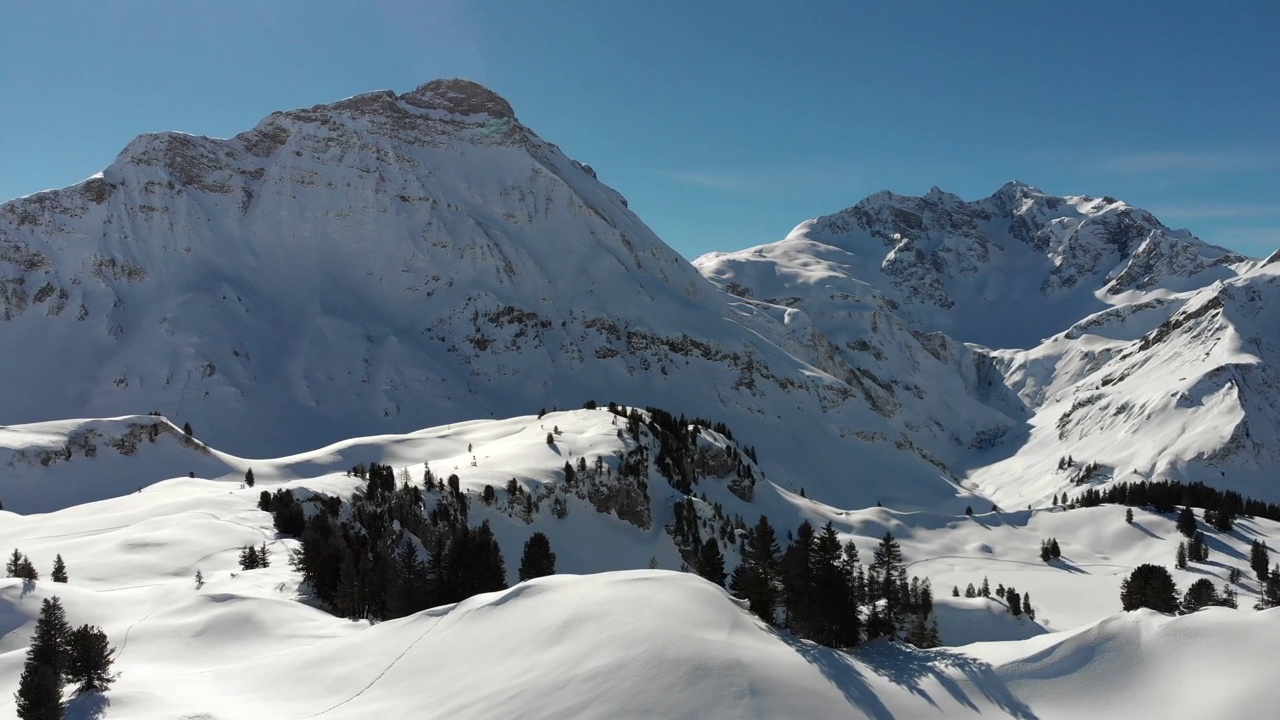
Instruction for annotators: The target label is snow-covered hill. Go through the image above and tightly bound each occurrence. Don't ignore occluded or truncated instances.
[2,410,1278,718]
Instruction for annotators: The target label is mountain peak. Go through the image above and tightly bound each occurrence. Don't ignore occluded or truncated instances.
[401,78,516,120]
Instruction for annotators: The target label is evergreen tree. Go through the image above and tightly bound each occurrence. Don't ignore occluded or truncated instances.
[238,545,260,570]
[1189,531,1209,563]
[964,583,976,598]
[870,532,905,623]
[952,585,960,597]
[1182,578,1219,613]
[1263,564,1280,609]
[1176,506,1197,538]
[1049,538,1061,559]
[183,421,193,436]
[257,543,271,568]
[1176,541,1188,569]
[17,556,38,582]
[808,523,859,647]
[1007,587,1022,616]
[1250,540,1270,583]
[50,556,67,584]
[14,661,62,720]
[1023,592,1034,620]
[1125,508,1134,524]
[1120,564,1179,613]
[244,468,255,488]
[730,515,781,622]
[1039,540,1052,563]
[780,521,815,633]
[66,624,114,695]
[697,538,727,587]
[518,532,557,582]
[7,548,24,577]
[1211,505,1234,533]
[980,576,990,598]
[29,597,72,683]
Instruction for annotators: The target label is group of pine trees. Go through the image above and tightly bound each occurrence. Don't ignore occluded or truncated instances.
[1065,479,1278,524]
[14,597,114,719]
[724,516,939,649]
[238,543,272,570]
[7,550,68,584]
[1120,564,1240,614]
[1038,538,1062,563]
[950,577,1035,620]
[265,464,557,621]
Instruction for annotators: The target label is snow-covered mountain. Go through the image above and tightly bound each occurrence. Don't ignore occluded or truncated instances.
[697,182,1254,349]
[696,185,1279,506]
[0,79,981,513]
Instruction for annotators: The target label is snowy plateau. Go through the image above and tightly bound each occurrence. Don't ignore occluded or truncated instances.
[1,79,1279,719]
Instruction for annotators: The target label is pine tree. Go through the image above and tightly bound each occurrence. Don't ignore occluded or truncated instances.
[1049,538,1061,559]
[257,543,271,568]
[1023,592,1034,620]
[780,521,815,633]
[1125,508,1134,524]
[1176,506,1197,538]
[996,584,1006,599]
[66,624,115,695]
[1189,531,1209,563]
[1007,587,1022,616]
[980,576,990,598]
[870,532,905,623]
[17,556,38,582]
[6,548,24,577]
[244,468,255,488]
[952,585,960,597]
[1176,541,1188,569]
[1250,540,1270,583]
[183,421,193,436]
[697,538,727,587]
[730,515,781,623]
[964,583,976,598]
[1120,564,1179,613]
[518,532,557,582]
[1182,578,1219,613]
[1040,540,1052,563]
[29,597,72,683]
[14,661,62,720]
[50,556,67,584]
[238,545,260,570]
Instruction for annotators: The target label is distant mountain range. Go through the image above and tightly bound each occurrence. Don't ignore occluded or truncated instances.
[2,78,1277,508]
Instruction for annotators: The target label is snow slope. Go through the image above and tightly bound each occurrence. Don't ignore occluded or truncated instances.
[973,261,1280,508]
[697,185,1280,506]
[2,408,1277,717]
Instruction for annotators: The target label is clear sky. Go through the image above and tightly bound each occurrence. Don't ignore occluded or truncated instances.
[2,1,1278,258]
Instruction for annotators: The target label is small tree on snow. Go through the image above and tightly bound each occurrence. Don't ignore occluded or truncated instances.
[67,624,116,695]
[244,468,255,488]
[51,555,68,583]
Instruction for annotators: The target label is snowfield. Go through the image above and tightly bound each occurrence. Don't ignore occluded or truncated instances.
[3,410,1279,718]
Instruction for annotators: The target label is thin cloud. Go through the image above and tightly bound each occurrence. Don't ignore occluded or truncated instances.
[1096,148,1279,175]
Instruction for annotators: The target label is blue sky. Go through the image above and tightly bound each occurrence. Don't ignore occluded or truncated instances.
[2,1,1278,258]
